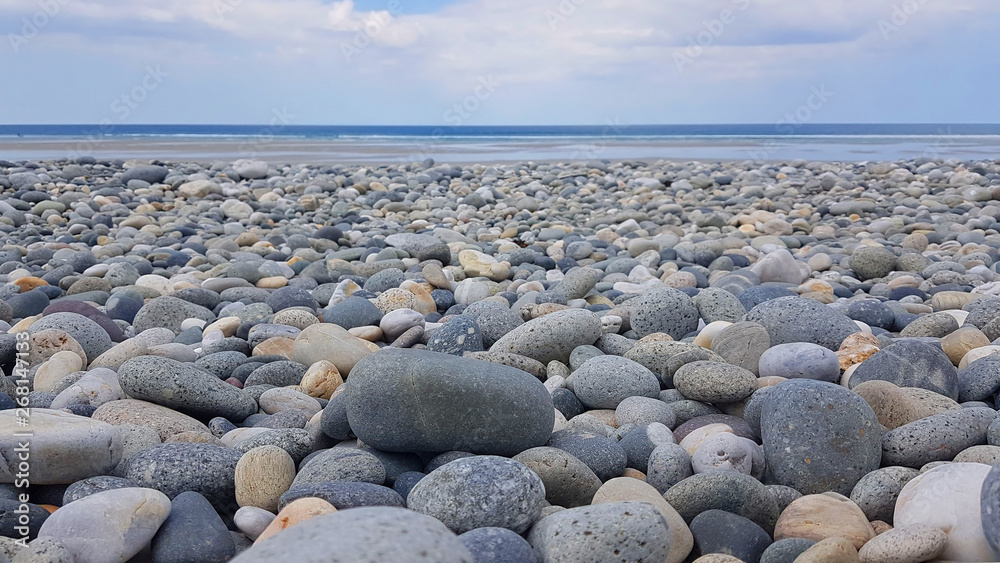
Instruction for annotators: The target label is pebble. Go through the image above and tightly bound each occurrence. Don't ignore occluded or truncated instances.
[691,509,772,563]
[774,492,875,549]
[512,447,602,508]
[408,455,545,534]
[458,527,539,563]
[151,491,236,563]
[881,407,994,467]
[0,409,122,484]
[567,355,660,408]
[528,502,673,563]
[37,488,170,563]
[118,356,258,421]
[490,308,602,364]
[673,361,758,404]
[234,445,296,512]
[857,524,947,563]
[758,342,841,382]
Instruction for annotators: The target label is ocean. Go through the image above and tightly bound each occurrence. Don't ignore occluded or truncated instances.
[1,124,998,164]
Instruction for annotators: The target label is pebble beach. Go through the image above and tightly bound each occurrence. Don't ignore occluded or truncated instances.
[3,155,1000,562]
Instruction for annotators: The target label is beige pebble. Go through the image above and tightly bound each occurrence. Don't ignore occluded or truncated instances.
[775,493,875,549]
[858,524,946,563]
[236,445,296,513]
[300,360,343,400]
[254,497,336,544]
[794,536,860,563]
[853,380,960,430]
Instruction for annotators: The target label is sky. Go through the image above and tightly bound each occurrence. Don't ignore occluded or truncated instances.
[1,0,998,125]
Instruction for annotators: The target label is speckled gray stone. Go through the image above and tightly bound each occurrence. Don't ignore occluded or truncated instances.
[851,245,896,280]
[744,296,858,351]
[407,456,545,534]
[881,407,995,468]
[673,361,758,404]
[118,356,258,421]
[693,287,747,324]
[627,287,699,339]
[512,447,602,508]
[132,296,216,335]
[292,448,386,487]
[458,527,539,563]
[229,507,474,563]
[759,538,816,563]
[546,429,627,482]
[664,471,780,533]
[711,321,771,375]
[427,316,484,356]
[761,379,882,496]
[527,502,672,563]
[850,466,920,524]
[490,308,602,364]
[124,444,241,509]
[849,340,959,400]
[550,268,602,300]
[646,443,693,494]
[567,355,660,409]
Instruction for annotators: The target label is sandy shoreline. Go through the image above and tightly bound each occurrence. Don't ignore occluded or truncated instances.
[2,135,999,165]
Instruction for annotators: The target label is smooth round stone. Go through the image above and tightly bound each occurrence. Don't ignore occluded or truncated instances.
[851,245,896,280]
[453,279,490,305]
[744,297,859,351]
[379,308,424,340]
[958,358,1000,402]
[758,342,840,382]
[615,396,676,427]
[981,461,1000,554]
[6,290,51,318]
[761,379,882,496]
[124,444,241,509]
[848,340,959,401]
[27,312,113,362]
[759,538,817,563]
[693,288,746,324]
[849,466,920,524]
[489,308,602,365]
[858,524,947,563]
[132,296,216,334]
[619,423,676,472]
[691,433,759,476]
[234,506,274,541]
[794,537,860,563]
[43,301,124,342]
[527,502,672,563]
[293,448,386,487]
[512,447,602,508]
[278,481,404,511]
[118,356,258,421]
[627,287,699,339]
[853,379,961,430]
[235,445,296,512]
[300,360,343,399]
[711,321,771,375]
[664,471,780,532]
[255,497,337,544]
[673,414,756,443]
[0,409,122,485]
[231,507,473,562]
[881,407,995,468]
[462,300,524,348]
[151,491,236,563]
[292,323,373,376]
[844,300,896,331]
[344,349,553,456]
[590,477,694,563]
[647,443,694,493]
[551,267,602,300]
[408,456,545,534]
[900,311,960,338]
[458,527,539,563]
[427,316,484,356]
[774,493,875,549]
[568,355,660,409]
[673,361,757,404]
[895,462,996,562]
[323,296,384,330]
[546,429,627,482]
[62,476,137,504]
[259,387,321,417]
[37,488,171,563]
[690,509,771,563]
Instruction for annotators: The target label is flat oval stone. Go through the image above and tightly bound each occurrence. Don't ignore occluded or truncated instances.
[344,349,553,456]
[881,407,995,468]
[118,356,258,421]
[744,297,859,351]
[408,456,545,534]
[758,342,840,382]
[0,409,122,485]
[848,340,959,401]
[292,323,373,376]
[124,443,241,510]
[858,524,946,563]
[673,361,757,404]
[38,488,171,563]
[774,493,875,549]
[691,509,771,563]
[664,471,780,533]
[761,379,882,496]
[229,507,474,563]
[489,308,602,365]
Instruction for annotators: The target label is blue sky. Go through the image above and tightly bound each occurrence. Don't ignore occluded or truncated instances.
[1,0,997,125]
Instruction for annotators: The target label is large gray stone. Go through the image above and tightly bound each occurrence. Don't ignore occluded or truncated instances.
[627,287,699,339]
[761,379,882,496]
[567,355,660,409]
[848,340,960,401]
[344,349,553,456]
[229,507,474,563]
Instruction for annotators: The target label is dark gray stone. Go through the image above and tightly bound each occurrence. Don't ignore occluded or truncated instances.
[664,471,780,533]
[850,466,919,524]
[546,429,627,482]
[344,349,553,456]
[512,447,602,508]
[848,340,960,401]
[133,296,216,335]
[881,407,995,468]
[427,316,484,356]
[458,527,539,563]
[744,297,858,350]
[527,502,672,563]
[690,509,772,563]
[118,356,258,421]
[151,491,236,563]
[293,448,386,487]
[124,444,241,511]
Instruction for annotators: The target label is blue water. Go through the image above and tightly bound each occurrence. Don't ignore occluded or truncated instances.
[2,123,999,139]
[1,124,998,163]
